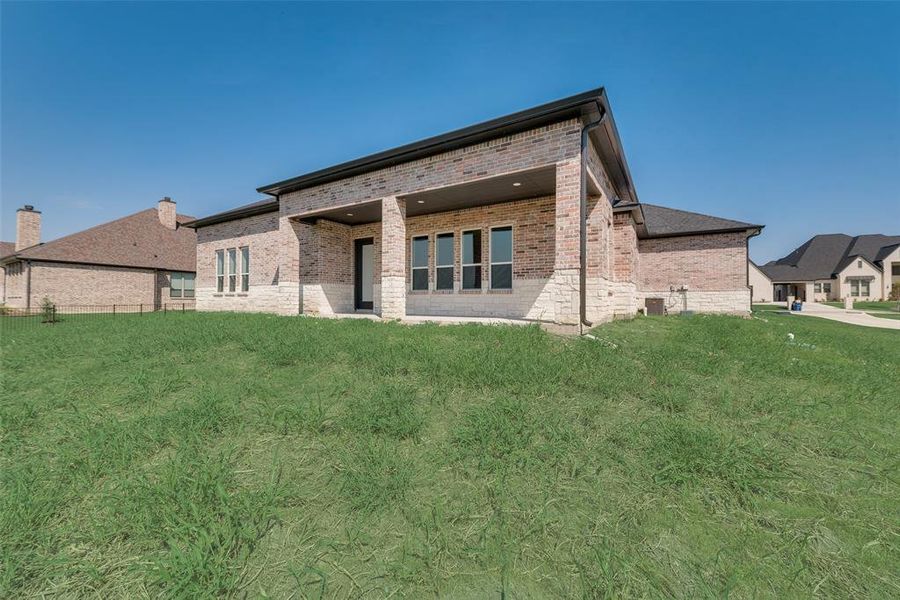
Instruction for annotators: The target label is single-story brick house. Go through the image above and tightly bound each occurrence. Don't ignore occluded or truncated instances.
[755,233,900,302]
[1,199,197,310]
[185,88,763,328]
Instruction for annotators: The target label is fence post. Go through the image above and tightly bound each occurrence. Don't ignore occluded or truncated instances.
[164,303,167,315]
[113,304,116,315]
[140,303,143,315]
[182,303,185,313]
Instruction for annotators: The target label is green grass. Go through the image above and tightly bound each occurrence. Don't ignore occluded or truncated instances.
[825,300,900,312]
[2,311,898,598]
[868,312,900,320]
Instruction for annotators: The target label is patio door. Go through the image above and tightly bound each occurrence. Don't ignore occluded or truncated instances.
[354,238,374,310]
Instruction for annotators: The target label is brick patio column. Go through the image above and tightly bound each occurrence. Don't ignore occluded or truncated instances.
[380,196,406,320]
[553,158,582,324]
[277,215,304,315]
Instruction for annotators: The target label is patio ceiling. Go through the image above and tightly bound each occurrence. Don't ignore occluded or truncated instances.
[292,164,587,226]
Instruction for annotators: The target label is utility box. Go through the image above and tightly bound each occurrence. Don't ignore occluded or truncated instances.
[645,298,665,316]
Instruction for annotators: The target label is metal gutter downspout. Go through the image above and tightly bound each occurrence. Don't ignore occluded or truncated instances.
[26,260,32,310]
[746,227,763,306]
[580,107,607,334]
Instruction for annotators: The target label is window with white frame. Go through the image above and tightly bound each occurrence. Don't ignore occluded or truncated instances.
[823,282,831,294]
[861,280,870,296]
[240,246,250,292]
[490,226,513,290]
[857,260,862,268]
[170,272,195,298]
[814,283,822,293]
[216,250,225,293]
[435,233,454,290]
[411,236,429,291]
[850,280,859,297]
[227,248,237,292]
[461,229,482,290]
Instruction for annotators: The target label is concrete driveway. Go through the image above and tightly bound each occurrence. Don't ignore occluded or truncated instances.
[791,302,900,330]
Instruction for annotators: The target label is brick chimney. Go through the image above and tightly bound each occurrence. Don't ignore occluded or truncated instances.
[158,197,177,230]
[16,205,41,250]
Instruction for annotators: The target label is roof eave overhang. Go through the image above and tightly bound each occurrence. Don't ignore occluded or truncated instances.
[257,88,639,205]
[0,256,195,272]
[183,201,280,229]
[639,225,764,240]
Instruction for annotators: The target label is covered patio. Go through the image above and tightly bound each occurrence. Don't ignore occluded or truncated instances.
[287,163,608,324]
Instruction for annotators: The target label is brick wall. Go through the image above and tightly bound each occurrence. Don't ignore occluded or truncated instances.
[195,211,280,312]
[638,232,748,291]
[278,119,583,293]
[16,207,41,251]
[3,261,26,306]
[2,261,191,308]
[613,213,639,283]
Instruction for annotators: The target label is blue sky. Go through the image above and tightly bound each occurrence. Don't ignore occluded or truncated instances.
[2,1,898,262]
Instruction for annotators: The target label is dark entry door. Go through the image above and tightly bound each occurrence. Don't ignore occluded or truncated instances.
[354,238,374,310]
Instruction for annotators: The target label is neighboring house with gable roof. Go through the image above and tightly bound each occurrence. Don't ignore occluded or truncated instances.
[1,199,197,309]
[185,88,763,325]
[755,233,900,302]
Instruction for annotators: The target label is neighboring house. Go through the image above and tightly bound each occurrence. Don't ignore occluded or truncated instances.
[1,199,197,309]
[748,261,773,303]
[185,88,763,326]
[757,233,900,302]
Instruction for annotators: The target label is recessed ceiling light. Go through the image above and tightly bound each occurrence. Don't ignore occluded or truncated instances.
[346,213,353,216]
[512,182,522,187]
[416,200,425,204]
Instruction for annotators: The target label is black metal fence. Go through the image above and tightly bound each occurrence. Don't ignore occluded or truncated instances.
[0,303,195,331]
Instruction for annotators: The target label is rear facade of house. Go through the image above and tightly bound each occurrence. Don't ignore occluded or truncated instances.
[1,199,197,310]
[187,89,762,326]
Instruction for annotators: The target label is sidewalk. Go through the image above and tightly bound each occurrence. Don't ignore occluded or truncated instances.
[791,302,900,330]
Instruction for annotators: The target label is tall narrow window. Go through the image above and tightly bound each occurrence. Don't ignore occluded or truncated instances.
[411,236,429,291]
[823,282,831,294]
[183,273,195,298]
[461,229,482,290]
[227,248,237,292]
[240,246,250,292]
[436,233,454,290]
[814,283,822,293]
[490,226,512,290]
[171,273,183,298]
[216,250,225,293]
[850,280,859,297]
[861,280,870,296]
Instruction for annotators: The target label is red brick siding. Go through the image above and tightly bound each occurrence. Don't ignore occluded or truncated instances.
[638,233,748,291]
[196,211,280,288]
[404,196,556,286]
[613,213,638,282]
[279,120,583,285]
[11,261,191,308]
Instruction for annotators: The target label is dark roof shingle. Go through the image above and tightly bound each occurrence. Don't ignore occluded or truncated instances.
[3,208,196,272]
[0,241,15,260]
[640,203,761,238]
[760,233,900,281]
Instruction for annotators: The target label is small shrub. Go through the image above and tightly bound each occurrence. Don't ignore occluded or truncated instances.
[40,297,56,323]
[889,283,900,302]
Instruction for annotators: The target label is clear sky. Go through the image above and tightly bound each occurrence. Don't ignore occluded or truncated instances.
[2,1,898,262]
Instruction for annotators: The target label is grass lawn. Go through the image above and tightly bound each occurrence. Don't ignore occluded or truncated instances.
[825,300,900,312]
[2,311,898,598]
[869,313,900,320]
